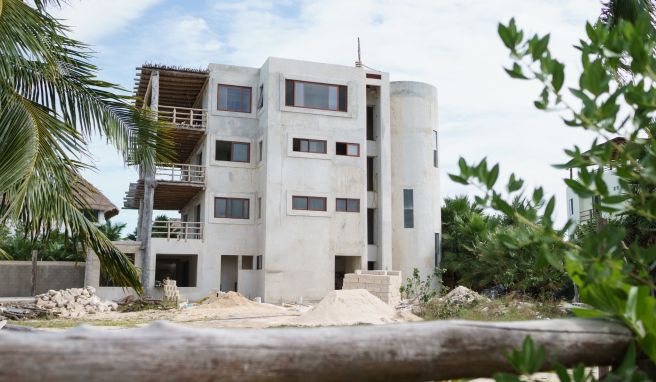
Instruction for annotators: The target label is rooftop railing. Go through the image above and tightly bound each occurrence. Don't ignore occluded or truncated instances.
[158,105,207,130]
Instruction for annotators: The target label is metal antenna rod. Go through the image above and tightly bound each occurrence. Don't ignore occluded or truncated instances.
[356,37,362,67]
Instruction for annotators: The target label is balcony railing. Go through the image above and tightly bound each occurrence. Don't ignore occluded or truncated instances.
[155,163,205,184]
[579,209,597,223]
[158,105,207,129]
[151,221,204,240]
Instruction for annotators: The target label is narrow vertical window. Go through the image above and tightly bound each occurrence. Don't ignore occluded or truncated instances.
[257,84,264,110]
[435,233,441,267]
[256,255,263,270]
[367,157,374,191]
[569,198,574,215]
[403,189,414,228]
[367,106,375,140]
[258,140,263,162]
[258,197,262,219]
[433,131,438,168]
[367,208,375,244]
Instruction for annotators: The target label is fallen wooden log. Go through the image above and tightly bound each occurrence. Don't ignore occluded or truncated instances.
[0,318,631,382]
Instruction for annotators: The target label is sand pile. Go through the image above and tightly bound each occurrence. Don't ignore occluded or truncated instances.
[175,291,287,321]
[290,289,421,327]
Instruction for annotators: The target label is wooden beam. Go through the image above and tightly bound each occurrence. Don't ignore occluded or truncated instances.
[0,319,631,382]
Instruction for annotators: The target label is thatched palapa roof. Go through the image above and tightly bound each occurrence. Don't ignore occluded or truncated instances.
[74,178,119,220]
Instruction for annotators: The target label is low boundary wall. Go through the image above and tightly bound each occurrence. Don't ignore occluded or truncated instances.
[0,261,85,297]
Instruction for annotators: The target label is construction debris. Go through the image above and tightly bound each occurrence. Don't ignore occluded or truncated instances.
[32,287,118,318]
[290,289,421,326]
[342,270,402,305]
[442,286,489,307]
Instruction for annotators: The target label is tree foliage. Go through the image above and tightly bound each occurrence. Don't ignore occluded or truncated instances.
[441,196,569,296]
[453,14,656,362]
[0,0,174,292]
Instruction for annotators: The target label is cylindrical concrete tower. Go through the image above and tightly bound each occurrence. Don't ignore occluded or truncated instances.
[390,81,440,281]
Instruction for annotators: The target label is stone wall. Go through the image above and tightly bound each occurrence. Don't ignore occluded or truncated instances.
[342,270,402,305]
[0,261,85,297]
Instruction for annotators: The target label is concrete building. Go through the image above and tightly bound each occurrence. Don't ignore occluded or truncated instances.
[565,137,625,236]
[115,58,440,303]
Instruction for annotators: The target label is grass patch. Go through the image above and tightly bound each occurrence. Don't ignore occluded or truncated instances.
[420,295,568,321]
[11,319,141,329]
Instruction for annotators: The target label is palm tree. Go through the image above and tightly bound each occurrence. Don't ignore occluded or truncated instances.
[600,0,655,28]
[97,221,128,242]
[0,0,173,292]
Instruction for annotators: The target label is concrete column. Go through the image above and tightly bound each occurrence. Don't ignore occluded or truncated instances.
[139,70,159,294]
[377,77,393,271]
[390,81,440,280]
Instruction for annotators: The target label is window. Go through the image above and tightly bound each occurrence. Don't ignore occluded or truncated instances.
[435,233,441,267]
[336,142,360,157]
[336,198,360,212]
[293,138,327,154]
[257,84,264,110]
[292,196,327,211]
[367,106,375,140]
[569,198,574,215]
[155,254,197,287]
[367,261,375,270]
[367,157,374,191]
[367,208,375,244]
[214,197,249,219]
[242,256,254,270]
[215,140,250,163]
[433,131,438,168]
[218,84,251,113]
[257,197,262,219]
[258,140,263,162]
[285,79,347,111]
[256,255,263,270]
[404,189,414,228]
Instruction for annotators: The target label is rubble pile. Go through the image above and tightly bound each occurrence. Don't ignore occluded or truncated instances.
[34,287,118,318]
[443,286,489,307]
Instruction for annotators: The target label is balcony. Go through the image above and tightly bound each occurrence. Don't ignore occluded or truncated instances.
[123,164,206,211]
[158,105,207,163]
[579,209,597,223]
[152,221,203,241]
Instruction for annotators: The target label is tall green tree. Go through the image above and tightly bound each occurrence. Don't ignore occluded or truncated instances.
[0,0,173,292]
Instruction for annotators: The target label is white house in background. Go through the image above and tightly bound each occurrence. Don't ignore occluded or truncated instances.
[565,137,625,236]
[92,58,440,303]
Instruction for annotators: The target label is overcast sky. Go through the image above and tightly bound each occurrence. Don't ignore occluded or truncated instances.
[51,0,604,234]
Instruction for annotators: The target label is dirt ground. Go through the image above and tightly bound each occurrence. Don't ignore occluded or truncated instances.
[12,290,420,330]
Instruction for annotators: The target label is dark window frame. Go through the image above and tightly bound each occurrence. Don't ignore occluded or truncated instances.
[242,255,254,270]
[215,140,251,163]
[256,255,263,270]
[403,189,414,228]
[214,197,250,219]
[292,195,327,211]
[257,84,264,110]
[336,198,360,212]
[285,79,348,112]
[217,84,252,113]
[366,105,375,141]
[292,138,327,154]
[335,142,360,157]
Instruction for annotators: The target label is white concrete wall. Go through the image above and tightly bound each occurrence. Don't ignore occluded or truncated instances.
[390,81,441,280]
[260,58,369,303]
[141,59,438,304]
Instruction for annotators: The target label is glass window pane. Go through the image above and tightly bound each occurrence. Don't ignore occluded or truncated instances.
[336,142,347,155]
[215,198,227,218]
[218,86,229,110]
[215,140,231,161]
[328,86,338,110]
[300,140,309,152]
[347,144,359,156]
[403,189,413,208]
[231,199,243,218]
[338,85,347,111]
[292,196,307,210]
[310,197,326,211]
[404,209,414,228]
[232,143,249,162]
[285,80,294,106]
[336,199,346,211]
[242,88,251,112]
[347,199,359,212]
[309,140,325,153]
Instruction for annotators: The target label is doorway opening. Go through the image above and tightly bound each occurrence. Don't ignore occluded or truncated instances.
[220,255,238,292]
[334,256,361,290]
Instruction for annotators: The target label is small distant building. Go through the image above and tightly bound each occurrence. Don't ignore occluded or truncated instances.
[565,137,626,236]
[75,178,119,223]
